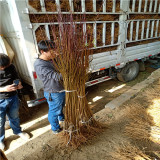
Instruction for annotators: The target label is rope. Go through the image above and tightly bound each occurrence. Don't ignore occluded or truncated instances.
[64,129,79,146]
[58,90,88,98]
[64,90,77,93]
[77,92,88,98]
[80,117,93,124]
[64,116,93,145]
[56,90,76,93]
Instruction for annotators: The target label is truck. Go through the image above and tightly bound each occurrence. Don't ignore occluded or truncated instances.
[1,0,160,107]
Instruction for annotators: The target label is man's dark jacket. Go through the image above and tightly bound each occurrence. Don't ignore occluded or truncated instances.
[34,58,64,93]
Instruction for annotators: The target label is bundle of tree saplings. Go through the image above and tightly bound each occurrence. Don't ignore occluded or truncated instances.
[124,102,160,145]
[110,142,151,160]
[49,14,102,147]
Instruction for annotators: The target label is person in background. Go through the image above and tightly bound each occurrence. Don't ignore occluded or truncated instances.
[34,40,65,134]
[0,53,30,151]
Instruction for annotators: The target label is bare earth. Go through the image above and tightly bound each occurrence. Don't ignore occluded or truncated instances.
[4,66,160,160]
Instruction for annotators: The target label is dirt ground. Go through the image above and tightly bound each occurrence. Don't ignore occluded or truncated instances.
[4,64,160,160]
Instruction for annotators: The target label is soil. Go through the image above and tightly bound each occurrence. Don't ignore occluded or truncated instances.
[4,63,160,160]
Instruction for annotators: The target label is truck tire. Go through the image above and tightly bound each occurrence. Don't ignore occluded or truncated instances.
[117,61,139,82]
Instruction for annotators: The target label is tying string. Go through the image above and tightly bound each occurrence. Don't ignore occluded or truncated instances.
[64,129,79,146]
[64,116,93,145]
[80,117,93,124]
[64,90,77,93]
[59,90,88,98]
[77,92,88,98]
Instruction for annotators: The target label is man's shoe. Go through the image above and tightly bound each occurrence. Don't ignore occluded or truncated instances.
[18,132,30,140]
[59,119,64,122]
[53,128,62,134]
[0,142,5,151]
[59,119,65,128]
